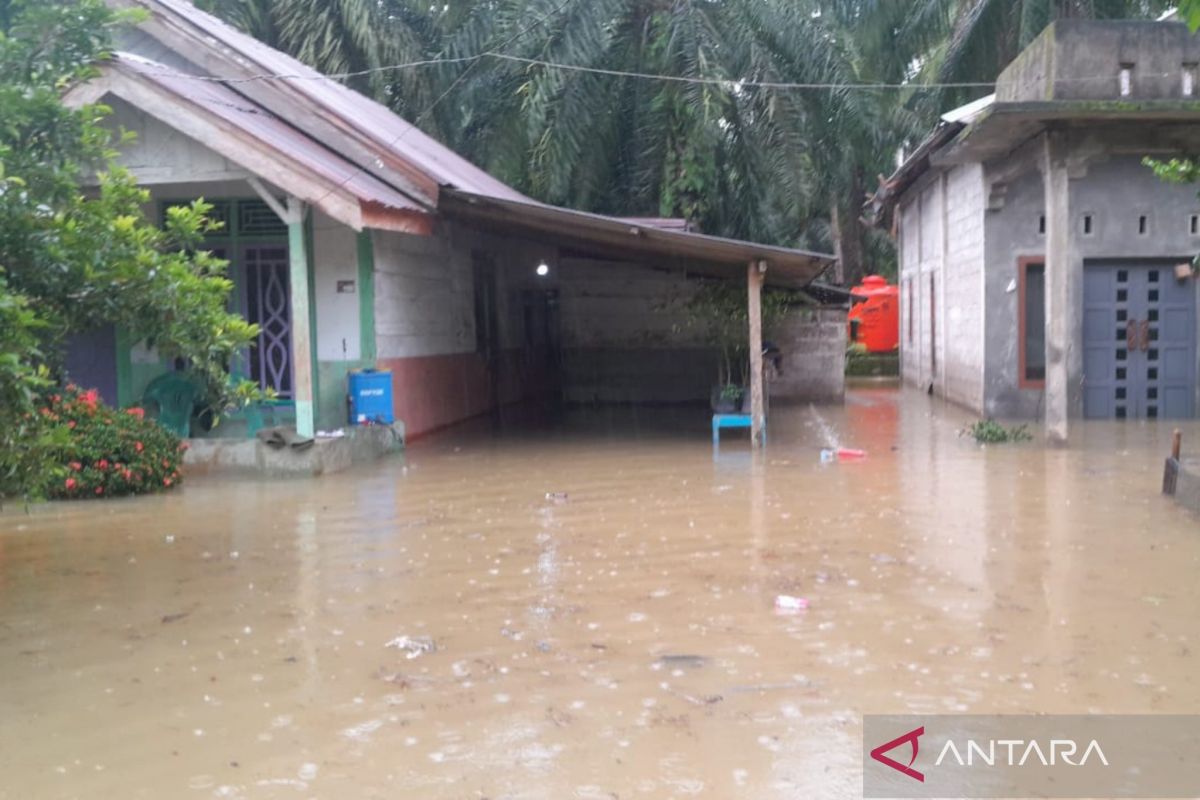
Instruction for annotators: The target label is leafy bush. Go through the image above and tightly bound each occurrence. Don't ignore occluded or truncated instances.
[0,0,258,501]
[40,385,185,500]
[963,419,1032,444]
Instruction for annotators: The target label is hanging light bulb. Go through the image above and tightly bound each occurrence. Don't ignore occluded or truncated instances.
[536,260,550,277]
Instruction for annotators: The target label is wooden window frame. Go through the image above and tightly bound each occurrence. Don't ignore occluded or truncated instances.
[1018,256,1046,389]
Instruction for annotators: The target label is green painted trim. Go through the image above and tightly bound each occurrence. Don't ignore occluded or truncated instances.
[288,214,315,438]
[115,327,134,407]
[356,230,377,364]
[304,209,320,426]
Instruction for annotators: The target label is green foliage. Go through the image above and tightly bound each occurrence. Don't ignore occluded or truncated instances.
[684,280,793,386]
[40,386,184,500]
[1179,0,1200,32]
[1143,156,1200,185]
[845,347,899,377]
[963,419,1033,444]
[0,0,259,499]
[203,0,1174,284]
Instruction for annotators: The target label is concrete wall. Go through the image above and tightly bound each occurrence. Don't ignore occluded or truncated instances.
[370,223,552,436]
[983,151,1200,418]
[998,20,1200,103]
[555,258,715,404]
[897,164,987,412]
[771,308,847,402]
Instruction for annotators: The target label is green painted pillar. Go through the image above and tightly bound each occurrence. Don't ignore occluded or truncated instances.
[287,197,315,438]
[357,231,377,364]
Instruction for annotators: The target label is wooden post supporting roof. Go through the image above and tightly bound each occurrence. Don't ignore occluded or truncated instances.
[1042,132,1071,444]
[748,260,766,448]
[286,195,316,439]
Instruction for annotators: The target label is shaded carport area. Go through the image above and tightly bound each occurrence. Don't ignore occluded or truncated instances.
[439,188,839,448]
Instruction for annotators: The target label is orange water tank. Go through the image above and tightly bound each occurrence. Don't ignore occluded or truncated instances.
[847,275,899,353]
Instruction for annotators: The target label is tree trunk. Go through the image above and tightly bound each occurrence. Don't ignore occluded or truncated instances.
[831,192,866,287]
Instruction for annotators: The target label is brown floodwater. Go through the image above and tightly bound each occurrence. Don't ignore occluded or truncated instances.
[2,387,1199,799]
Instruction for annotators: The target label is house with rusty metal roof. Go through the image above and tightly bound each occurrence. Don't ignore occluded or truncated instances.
[61,0,838,460]
[868,18,1200,442]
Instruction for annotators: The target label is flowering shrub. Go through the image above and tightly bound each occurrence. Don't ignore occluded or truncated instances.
[42,385,186,499]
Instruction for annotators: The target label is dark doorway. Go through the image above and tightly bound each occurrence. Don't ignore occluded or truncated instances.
[522,288,563,409]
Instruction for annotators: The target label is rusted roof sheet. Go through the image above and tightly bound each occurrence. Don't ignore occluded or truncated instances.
[441,189,835,290]
[122,0,528,207]
[114,53,424,219]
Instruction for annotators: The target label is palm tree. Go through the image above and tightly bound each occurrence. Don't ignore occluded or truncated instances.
[197,0,454,137]
[198,0,1177,283]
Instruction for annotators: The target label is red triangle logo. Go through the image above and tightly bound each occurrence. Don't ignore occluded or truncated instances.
[870,726,925,782]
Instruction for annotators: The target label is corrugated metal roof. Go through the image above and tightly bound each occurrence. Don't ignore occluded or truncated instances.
[115,53,423,216]
[441,189,835,290]
[125,0,528,206]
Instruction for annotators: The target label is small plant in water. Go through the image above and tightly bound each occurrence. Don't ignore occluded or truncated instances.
[963,419,1033,444]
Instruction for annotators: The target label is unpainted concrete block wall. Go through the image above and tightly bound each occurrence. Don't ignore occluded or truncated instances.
[770,308,847,403]
[556,258,715,404]
[942,165,987,411]
[898,164,987,413]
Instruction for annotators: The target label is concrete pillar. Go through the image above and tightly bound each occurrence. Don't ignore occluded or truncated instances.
[1042,132,1071,444]
[748,261,766,448]
[287,196,315,439]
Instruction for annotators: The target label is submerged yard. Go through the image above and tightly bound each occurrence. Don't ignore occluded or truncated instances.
[2,388,1199,798]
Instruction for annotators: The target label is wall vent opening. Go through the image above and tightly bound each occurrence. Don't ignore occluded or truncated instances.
[1119,63,1135,97]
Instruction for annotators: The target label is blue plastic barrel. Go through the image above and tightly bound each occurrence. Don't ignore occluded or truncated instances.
[348,369,394,425]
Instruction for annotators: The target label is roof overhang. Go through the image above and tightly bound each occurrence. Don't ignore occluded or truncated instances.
[440,189,835,289]
[933,100,1200,164]
[63,55,433,235]
[868,98,1200,227]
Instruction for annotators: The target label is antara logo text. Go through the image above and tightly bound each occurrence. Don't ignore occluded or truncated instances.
[871,726,1110,782]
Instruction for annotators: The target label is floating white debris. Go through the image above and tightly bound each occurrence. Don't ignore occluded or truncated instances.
[384,635,436,659]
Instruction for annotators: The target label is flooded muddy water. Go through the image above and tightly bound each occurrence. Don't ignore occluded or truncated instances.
[3,388,1200,799]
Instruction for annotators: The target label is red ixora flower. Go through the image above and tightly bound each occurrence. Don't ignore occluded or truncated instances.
[67,420,76,429]
[64,478,76,490]
[135,441,144,452]
[95,486,104,495]
[68,461,81,471]
[125,407,145,419]
[97,459,109,470]
[80,389,99,411]
[163,477,173,487]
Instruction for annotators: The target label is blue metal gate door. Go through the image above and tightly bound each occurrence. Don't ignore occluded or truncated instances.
[1084,262,1195,419]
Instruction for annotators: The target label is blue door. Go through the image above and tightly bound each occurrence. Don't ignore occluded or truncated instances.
[1084,262,1196,419]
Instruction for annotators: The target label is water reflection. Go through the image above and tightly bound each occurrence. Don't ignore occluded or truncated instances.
[1,389,1199,798]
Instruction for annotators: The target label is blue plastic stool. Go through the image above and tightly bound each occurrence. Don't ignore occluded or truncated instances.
[712,414,766,446]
